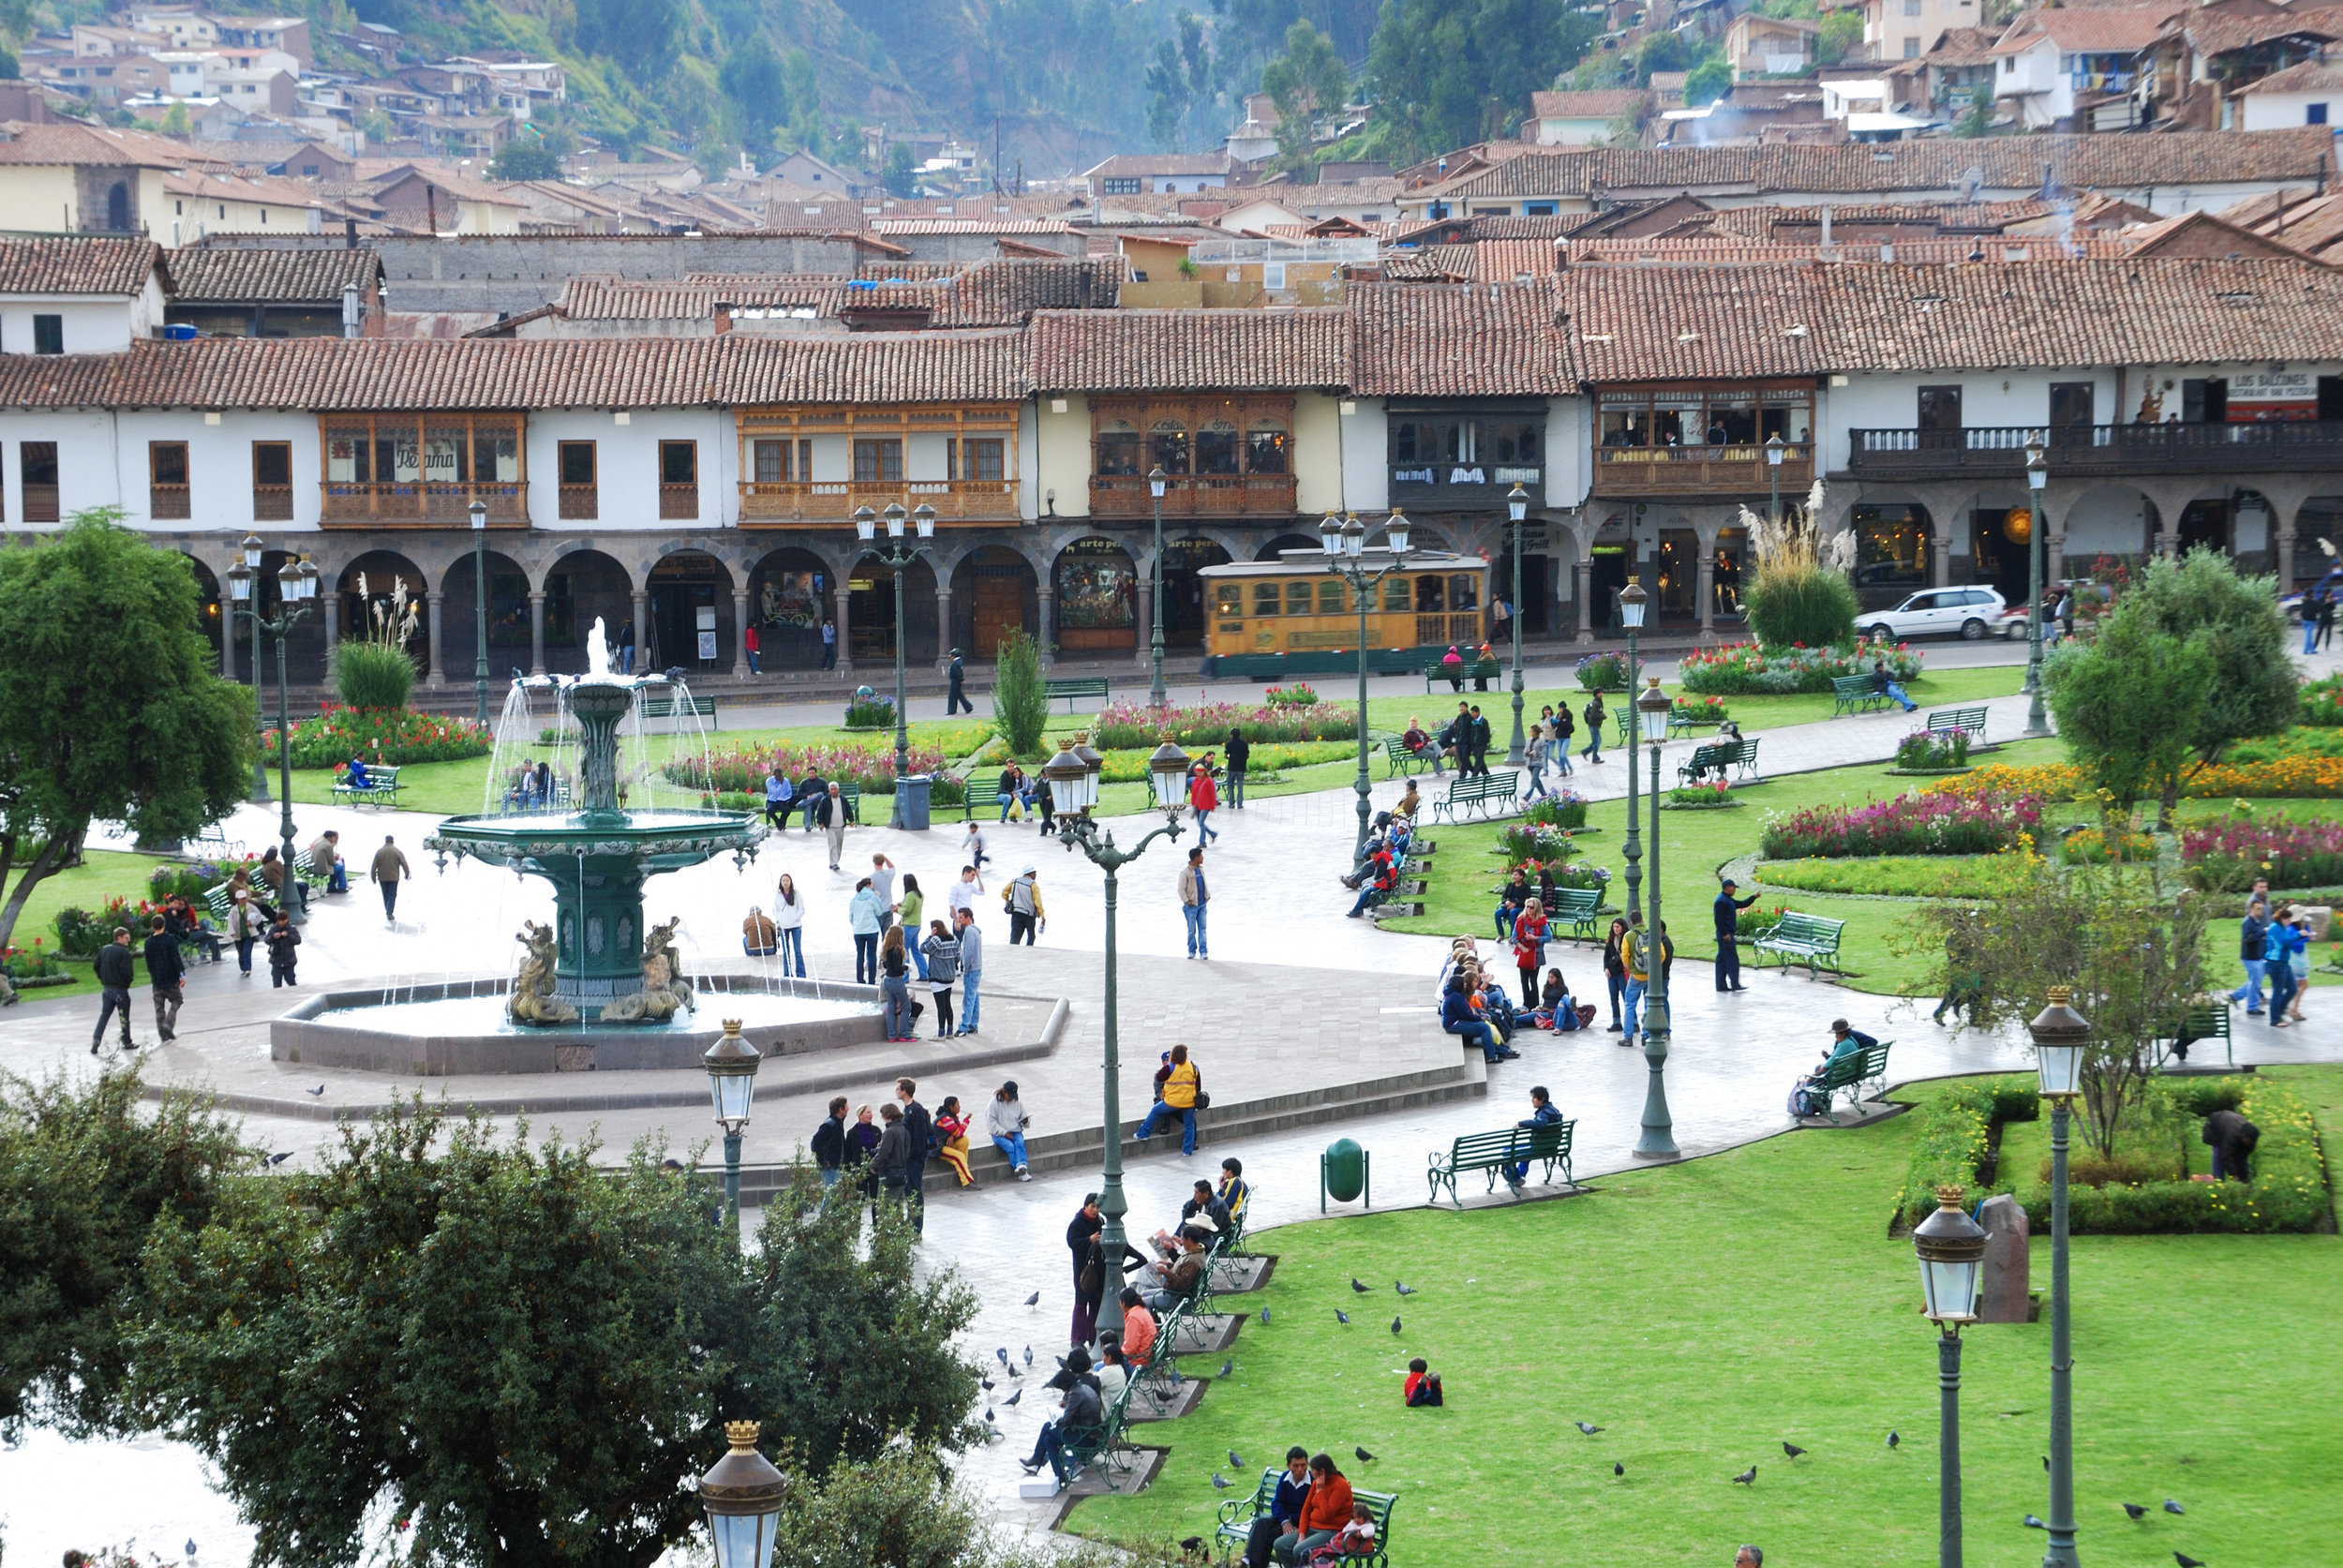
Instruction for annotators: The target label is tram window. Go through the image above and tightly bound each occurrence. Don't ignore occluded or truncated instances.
[1254,582,1280,616]
[1215,582,1243,616]
[1382,577,1410,612]
[1449,574,1479,611]
[1318,579,1344,614]
[1415,575,1445,613]
[1285,581,1313,615]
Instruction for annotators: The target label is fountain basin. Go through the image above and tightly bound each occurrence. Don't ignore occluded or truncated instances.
[273,975,885,1075]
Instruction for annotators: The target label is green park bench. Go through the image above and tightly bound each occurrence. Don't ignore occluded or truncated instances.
[291,847,332,890]
[1219,1477,1399,1568]
[1429,770,1518,823]
[838,782,863,825]
[1678,736,1761,784]
[1926,706,1989,743]
[1830,675,1893,717]
[1425,655,1500,693]
[640,694,718,729]
[1751,911,1847,977]
[1545,885,1604,942]
[1042,676,1111,710]
[1427,1120,1577,1205]
[193,823,243,859]
[1052,1375,1142,1486]
[1382,734,1436,778]
[330,764,402,807]
[2158,1004,2233,1070]
[1807,1040,1893,1121]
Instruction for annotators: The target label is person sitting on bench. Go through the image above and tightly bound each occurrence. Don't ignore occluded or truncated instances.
[1402,716,1443,775]
[1018,1347,1103,1486]
[1870,660,1918,713]
[1508,1084,1564,1189]
[1789,1019,1875,1116]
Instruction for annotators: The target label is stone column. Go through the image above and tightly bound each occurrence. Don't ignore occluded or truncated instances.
[630,589,649,673]
[1037,585,1057,671]
[221,576,238,680]
[1696,548,1717,640]
[934,581,954,673]
[1574,556,1595,644]
[2045,520,2067,589]
[2276,519,2298,600]
[1933,531,1953,589]
[731,585,751,680]
[425,590,445,688]
[321,589,339,684]
[831,583,854,678]
[528,590,546,677]
[1133,550,1153,666]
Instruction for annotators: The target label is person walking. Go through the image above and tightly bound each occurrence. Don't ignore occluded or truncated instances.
[1581,690,1606,764]
[265,909,301,988]
[1512,898,1547,1007]
[2321,590,2337,652]
[849,878,885,985]
[142,920,182,1043]
[1550,701,1575,776]
[91,926,138,1054]
[1189,763,1220,844]
[744,622,761,675]
[1522,724,1550,800]
[1470,704,1493,777]
[2228,897,2271,1016]
[954,907,983,1035]
[897,874,926,977]
[1067,1193,1104,1347]
[819,783,847,871]
[772,873,807,977]
[811,1097,848,1187]
[1134,1043,1202,1155]
[2266,904,2307,1027]
[370,834,410,926]
[1713,877,1759,992]
[1226,726,1251,810]
[617,619,634,674]
[227,889,263,978]
[819,617,837,670]
[1178,845,1210,960]
[947,647,973,714]
[1602,917,1629,1034]
[989,1080,1032,1179]
[920,918,959,1037]
[879,926,915,1040]
[894,1077,932,1235]
[2304,590,2324,656]
[762,769,794,829]
[1004,864,1043,946]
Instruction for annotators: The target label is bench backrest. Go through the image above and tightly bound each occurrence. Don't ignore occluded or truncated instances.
[1550,887,1600,916]
[1928,707,1988,731]
[1831,675,1872,694]
[1519,1118,1574,1157]
[1768,913,1845,947]
[1860,1042,1892,1078]
[1449,1128,1521,1162]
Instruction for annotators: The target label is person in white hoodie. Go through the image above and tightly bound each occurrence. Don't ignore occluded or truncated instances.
[988,1079,1032,1180]
[771,873,807,977]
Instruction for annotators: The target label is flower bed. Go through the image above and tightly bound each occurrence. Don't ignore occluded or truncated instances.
[843,695,896,728]
[2182,811,2343,891]
[1505,857,1610,895]
[1928,763,2089,801]
[1261,683,1321,709]
[1666,781,1741,808]
[1499,821,1581,862]
[673,740,954,796]
[2,938,72,983]
[53,897,136,958]
[265,704,491,769]
[1759,788,2041,859]
[2299,671,2343,727]
[1894,728,1971,770]
[1522,791,1589,830]
[1574,650,1633,691]
[2060,826,2156,865]
[1673,694,1731,724]
[2185,754,2343,799]
[1090,697,1355,748]
[1678,640,1924,696]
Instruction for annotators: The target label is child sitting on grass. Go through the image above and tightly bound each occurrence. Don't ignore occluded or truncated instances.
[1307,1502,1380,1564]
[1404,1357,1443,1407]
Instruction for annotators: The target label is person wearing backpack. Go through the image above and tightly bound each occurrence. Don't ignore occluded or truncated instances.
[1004,864,1044,945]
[894,1077,932,1235]
[1550,702,1575,776]
[1580,690,1606,764]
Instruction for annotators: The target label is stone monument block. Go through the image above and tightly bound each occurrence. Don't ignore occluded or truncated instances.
[1975,1193,2031,1323]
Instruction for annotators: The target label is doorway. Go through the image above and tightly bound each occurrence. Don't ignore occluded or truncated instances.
[1589,545,1630,630]
[1163,537,1232,648]
[2177,499,2229,556]
[648,554,726,672]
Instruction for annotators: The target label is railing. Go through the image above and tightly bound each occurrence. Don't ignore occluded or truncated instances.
[22,485,57,523]
[659,483,698,521]
[1090,471,1298,517]
[558,483,597,521]
[149,483,190,521]
[1592,443,1813,496]
[738,477,1020,524]
[320,481,528,526]
[1391,465,1543,506]
[251,485,293,522]
[1845,422,2343,477]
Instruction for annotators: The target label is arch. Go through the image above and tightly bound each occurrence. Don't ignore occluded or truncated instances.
[1254,532,1321,561]
[1052,536,1138,653]
[1850,501,1933,610]
[1953,487,2037,601]
[1162,535,1232,649]
[647,550,736,676]
[542,547,634,674]
[949,545,1038,658]
[2059,484,2156,573]
[440,547,536,684]
[846,549,940,666]
[747,546,835,671]
[105,181,129,232]
[336,550,430,669]
[179,553,228,676]
[2292,494,2343,592]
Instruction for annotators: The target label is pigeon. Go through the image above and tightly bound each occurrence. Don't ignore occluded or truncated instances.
[980,1378,994,1390]
[1054,1355,1067,1369]
[984,1407,996,1424]
[1390,1317,1402,1335]
[1613,1462,1624,1477]
[1335,1309,1351,1325]
[1211,1473,1232,1491]
[1219,1361,1233,1379]
[2043,1456,2052,1472]
[2024,1516,2049,1531]
[1888,1431,1900,1450]
[264,1151,293,1167]
[996,1347,1009,1365]
[1354,1447,1376,1464]
[1395,1282,1417,1295]
[1261,1307,1271,1324]
[2165,1501,2186,1516]
[2124,1504,2148,1520]
[1006,1364,1021,1380]
[1351,1278,1370,1293]
[1575,1422,1605,1436]
[2174,1555,2205,1568]
[1179,1538,1206,1561]
[1003,1389,1022,1407]
[1732,1467,1756,1486]
[1783,1442,1807,1459]
[1023,1292,1039,1308]
[306,1084,325,1097]
[1229,1449,1244,1469]
[186,1545,197,1560]
[1023,1345,1034,1366]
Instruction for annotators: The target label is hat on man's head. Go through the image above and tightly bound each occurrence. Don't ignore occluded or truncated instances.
[1721,878,1737,889]
[1022,864,1037,875]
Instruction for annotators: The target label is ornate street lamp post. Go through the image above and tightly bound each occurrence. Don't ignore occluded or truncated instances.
[1765,431,1785,526]
[238,532,270,804]
[1632,675,1677,1157]
[1320,509,1412,858]
[1047,738,1190,1302]
[1504,481,1530,768]
[1617,577,1648,919]
[855,500,935,824]
[1147,465,1169,709]
[697,1421,785,1568]
[703,1017,762,1229]
[2031,988,2090,1568]
[227,554,319,921]
[2023,434,2052,738]
[1915,1187,1988,1568]
[469,499,490,725]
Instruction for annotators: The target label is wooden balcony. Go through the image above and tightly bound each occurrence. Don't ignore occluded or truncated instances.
[737,478,1021,526]
[320,481,529,528]
[1090,472,1298,518]
[251,485,293,522]
[1591,443,1813,498]
[1843,422,2343,480]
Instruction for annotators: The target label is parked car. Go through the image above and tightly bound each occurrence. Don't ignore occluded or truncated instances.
[1994,580,2113,638]
[1859,587,2007,642]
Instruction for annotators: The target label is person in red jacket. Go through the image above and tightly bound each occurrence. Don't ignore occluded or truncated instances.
[1404,1356,1443,1406]
[1188,762,1219,844]
[1276,1455,1354,1565]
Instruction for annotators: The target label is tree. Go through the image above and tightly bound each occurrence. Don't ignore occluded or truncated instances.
[1684,58,1733,107]
[489,140,561,180]
[720,33,790,145]
[1634,30,1691,82]
[0,513,252,954]
[2044,605,2214,820]
[883,141,919,198]
[1261,20,1349,169]
[159,100,189,137]
[135,1106,977,1568]
[1955,81,1994,137]
[0,1069,247,1437]
[1816,10,1863,66]
[574,0,683,82]
[991,629,1050,755]
[1365,0,1597,161]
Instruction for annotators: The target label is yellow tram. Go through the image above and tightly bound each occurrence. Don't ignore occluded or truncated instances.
[1199,550,1493,679]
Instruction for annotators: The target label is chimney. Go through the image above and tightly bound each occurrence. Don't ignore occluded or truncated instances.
[1880,241,1893,263]
[344,215,357,249]
[1820,205,1833,247]
[713,300,735,335]
[341,283,361,338]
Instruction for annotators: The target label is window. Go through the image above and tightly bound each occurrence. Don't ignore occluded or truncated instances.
[1381,577,1411,612]
[2312,102,2330,126]
[1196,419,1240,475]
[1095,420,1140,476]
[558,440,597,519]
[1904,0,1921,14]
[1916,385,1962,441]
[21,441,57,522]
[659,441,698,519]
[1246,421,1289,474]
[1214,582,1243,617]
[1102,176,1142,195]
[949,437,1005,482]
[1148,419,1189,473]
[252,440,291,520]
[1903,36,1919,57]
[319,413,523,522]
[2048,381,2094,431]
[1493,423,1543,464]
[1525,202,1558,217]
[1414,574,1446,613]
[752,438,810,483]
[1284,581,1313,616]
[148,440,189,520]
[1253,582,1281,616]
[852,439,903,484]
[1448,574,1480,612]
[1317,579,1345,615]
[31,314,62,355]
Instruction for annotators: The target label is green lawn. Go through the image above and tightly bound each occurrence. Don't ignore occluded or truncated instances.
[1067,1068,2343,1567]
[3,849,170,1002]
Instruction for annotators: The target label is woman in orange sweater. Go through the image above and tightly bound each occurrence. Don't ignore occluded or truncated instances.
[1276,1454,1353,1564]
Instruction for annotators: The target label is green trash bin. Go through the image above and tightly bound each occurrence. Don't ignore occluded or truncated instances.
[1321,1137,1371,1213]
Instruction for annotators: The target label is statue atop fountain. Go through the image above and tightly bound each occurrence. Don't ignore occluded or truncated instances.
[509,919,580,1026]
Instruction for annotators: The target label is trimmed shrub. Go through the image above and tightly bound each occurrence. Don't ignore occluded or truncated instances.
[1894,728,1970,769]
[843,694,896,728]
[1678,640,1923,696]
[335,640,416,711]
[1743,561,1858,652]
[1574,650,1632,691]
[990,629,1049,755]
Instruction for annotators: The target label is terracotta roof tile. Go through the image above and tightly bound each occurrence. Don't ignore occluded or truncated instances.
[0,237,161,295]
[1991,4,2181,57]
[1026,308,1349,391]
[164,246,379,304]
[1530,89,1651,119]
[1349,280,1574,397]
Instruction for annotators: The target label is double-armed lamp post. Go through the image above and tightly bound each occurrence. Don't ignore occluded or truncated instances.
[1631,675,1677,1159]
[854,500,937,824]
[225,549,321,922]
[1504,482,1530,766]
[1319,509,1412,858]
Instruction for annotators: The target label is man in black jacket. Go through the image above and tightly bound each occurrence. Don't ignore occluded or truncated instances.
[811,1096,848,1187]
[895,1076,932,1235]
[1226,726,1252,810]
[947,648,972,714]
[1021,1348,1105,1486]
[142,915,187,1042]
[2203,1108,2260,1182]
[1713,878,1759,993]
[1470,704,1494,777]
[92,927,138,1053]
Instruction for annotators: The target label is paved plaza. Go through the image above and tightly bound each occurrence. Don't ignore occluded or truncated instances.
[7,642,2343,1562]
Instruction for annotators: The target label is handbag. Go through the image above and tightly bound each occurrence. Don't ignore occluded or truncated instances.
[2290,951,2310,979]
[1193,1091,1211,1111]
[1079,1254,1102,1296]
